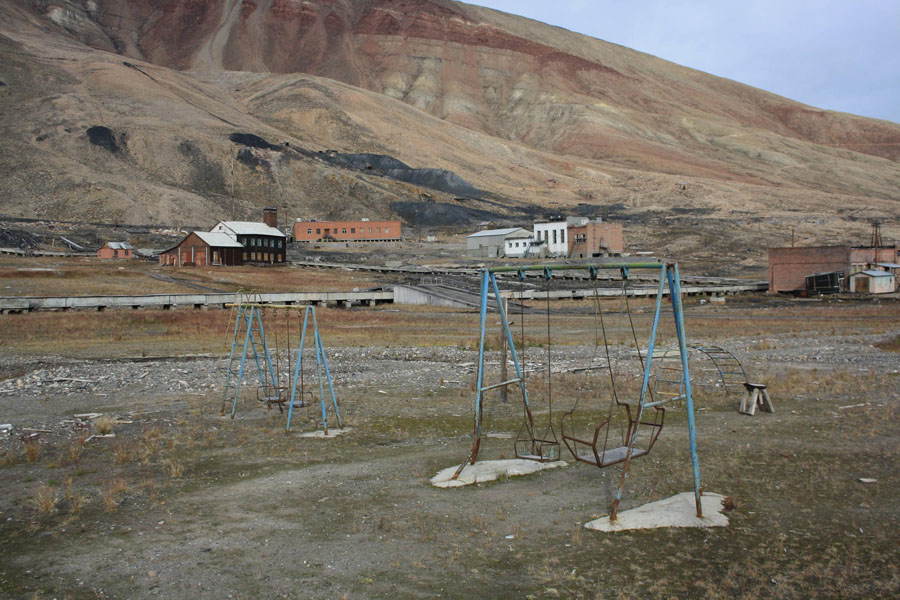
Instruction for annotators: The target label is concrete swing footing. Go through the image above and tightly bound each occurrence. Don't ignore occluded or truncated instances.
[431,458,567,488]
[584,492,729,532]
[297,427,353,439]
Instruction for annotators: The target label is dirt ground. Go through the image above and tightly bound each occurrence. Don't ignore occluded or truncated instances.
[0,291,898,598]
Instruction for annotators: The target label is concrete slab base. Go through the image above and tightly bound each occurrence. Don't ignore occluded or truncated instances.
[584,492,729,532]
[297,427,352,439]
[431,459,567,488]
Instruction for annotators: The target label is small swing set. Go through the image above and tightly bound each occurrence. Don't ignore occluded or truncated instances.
[454,262,703,521]
[221,297,343,434]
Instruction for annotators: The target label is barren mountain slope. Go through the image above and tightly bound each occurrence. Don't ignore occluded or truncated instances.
[0,1,506,227]
[0,0,898,268]
[61,0,900,167]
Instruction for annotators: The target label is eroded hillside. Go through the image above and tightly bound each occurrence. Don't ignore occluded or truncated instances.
[0,0,897,267]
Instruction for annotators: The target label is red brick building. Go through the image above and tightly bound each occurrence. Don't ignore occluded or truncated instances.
[97,241,134,259]
[567,221,624,258]
[293,219,401,242]
[768,245,900,293]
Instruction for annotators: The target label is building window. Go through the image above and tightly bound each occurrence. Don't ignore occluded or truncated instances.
[307,228,313,235]
[552,230,557,244]
[561,229,566,243]
[351,228,356,234]
[342,228,347,234]
[316,228,321,234]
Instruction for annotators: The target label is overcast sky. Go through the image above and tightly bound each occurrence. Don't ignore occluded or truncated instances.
[470,0,900,124]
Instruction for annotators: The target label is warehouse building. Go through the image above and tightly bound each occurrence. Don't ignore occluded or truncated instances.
[768,244,900,293]
[466,227,532,258]
[159,209,287,267]
[293,219,401,243]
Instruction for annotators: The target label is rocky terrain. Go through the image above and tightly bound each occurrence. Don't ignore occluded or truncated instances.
[0,0,897,267]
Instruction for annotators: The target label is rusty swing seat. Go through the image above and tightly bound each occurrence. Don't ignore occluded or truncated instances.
[257,384,289,412]
[558,267,668,468]
[560,403,664,467]
[514,421,560,462]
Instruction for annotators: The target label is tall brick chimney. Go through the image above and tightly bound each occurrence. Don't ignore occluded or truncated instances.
[263,207,277,228]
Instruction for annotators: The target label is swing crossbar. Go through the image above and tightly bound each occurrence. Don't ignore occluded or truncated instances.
[479,378,521,392]
[487,262,664,274]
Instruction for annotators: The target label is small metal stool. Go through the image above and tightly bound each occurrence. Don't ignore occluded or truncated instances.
[740,383,774,416]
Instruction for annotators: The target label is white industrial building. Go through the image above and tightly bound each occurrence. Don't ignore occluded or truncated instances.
[533,221,568,257]
[503,231,540,258]
[466,227,532,258]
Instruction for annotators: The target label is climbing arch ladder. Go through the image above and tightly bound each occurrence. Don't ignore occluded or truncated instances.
[445,262,704,523]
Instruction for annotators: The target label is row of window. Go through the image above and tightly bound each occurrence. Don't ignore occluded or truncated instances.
[243,252,284,263]
[243,237,284,249]
[305,227,392,235]
[536,228,566,245]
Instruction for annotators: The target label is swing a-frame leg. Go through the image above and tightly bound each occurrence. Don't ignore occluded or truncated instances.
[452,269,560,480]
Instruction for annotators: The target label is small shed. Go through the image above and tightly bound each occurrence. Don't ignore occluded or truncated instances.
[97,241,134,259]
[849,270,896,294]
[159,232,244,267]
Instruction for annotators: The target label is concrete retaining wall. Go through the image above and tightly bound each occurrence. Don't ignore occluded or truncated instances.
[0,291,394,313]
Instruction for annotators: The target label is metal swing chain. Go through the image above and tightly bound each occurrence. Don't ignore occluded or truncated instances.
[595,271,622,457]
[622,274,657,406]
[544,270,553,424]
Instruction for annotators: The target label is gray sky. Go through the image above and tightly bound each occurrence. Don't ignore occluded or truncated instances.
[470,0,900,124]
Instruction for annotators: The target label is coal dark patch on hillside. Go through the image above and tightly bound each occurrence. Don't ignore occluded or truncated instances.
[86,126,125,153]
[0,227,41,249]
[671,206,716,215]
[236,148,271,170]
[309,151,486,199]
[229,133,282,151]
[391,201,504,227]
[319,152,411,171]
[383,168,482,198]
[572,202,629,218]
[178,140,226,195]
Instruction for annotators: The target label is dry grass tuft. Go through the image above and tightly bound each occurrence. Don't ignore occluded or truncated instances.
[23,440,41,463]
[66,434,88,464]
[63,477,87,514]
[31,484,59,515]
[112,441,133,464]
[874,334,900,353]
[94,416,116,435]
[162,458,184,478]
[101,478,129,512]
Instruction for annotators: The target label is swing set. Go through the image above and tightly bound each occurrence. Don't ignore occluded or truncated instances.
[455,262,702,521]
[221,299,343,433]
